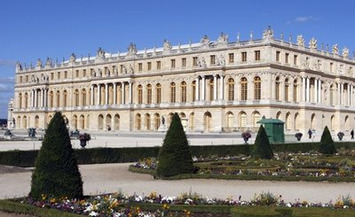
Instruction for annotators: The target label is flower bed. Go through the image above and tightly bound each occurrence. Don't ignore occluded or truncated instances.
[5,191,354,217]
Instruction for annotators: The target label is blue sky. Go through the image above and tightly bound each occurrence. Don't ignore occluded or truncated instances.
[0,0,354,119]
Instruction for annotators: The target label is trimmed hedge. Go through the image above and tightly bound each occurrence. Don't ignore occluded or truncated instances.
[231,206,292,217]
[0,199,82,217]
[0,142,354,167]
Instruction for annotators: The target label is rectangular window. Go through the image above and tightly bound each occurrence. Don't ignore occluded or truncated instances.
[50,74,53,80]
[57,71,60,79]
[75,70,79,78]
[64,71,68,79]
[293,55,298,65]
[276,51,280,62]
[255,50,260,61]
[229,53,234,63]
[210,55,216,65]
[193,57,198,66]
[285,53,289,64]
[19,76,22,83]
[147,62,151,71]
[182,58,186,67]
[120,65,124,73]
[156,61,161,70]
[330,62,333,72]
[171,59,176,69]
[104,67,108,76]
[111,66,115,75]
[241,52,247,62]
[83,69,86,77]
[138,63,142,72]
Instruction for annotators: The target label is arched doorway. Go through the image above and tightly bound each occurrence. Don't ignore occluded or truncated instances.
[98,114,104,130]
[204,112,212,132]
[114,114,120,130]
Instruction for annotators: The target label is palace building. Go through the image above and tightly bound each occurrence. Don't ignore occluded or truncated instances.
[9,27,355,135]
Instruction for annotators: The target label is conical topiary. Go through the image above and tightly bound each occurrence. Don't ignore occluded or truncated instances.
[30,111,83,200]
[319,126,336,154]
[252,125,274,159]
[157,113,194,177]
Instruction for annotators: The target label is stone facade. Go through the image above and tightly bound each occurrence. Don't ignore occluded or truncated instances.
[10,28,355,135]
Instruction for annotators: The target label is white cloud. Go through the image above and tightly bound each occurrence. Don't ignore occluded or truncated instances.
[295,16,312,22]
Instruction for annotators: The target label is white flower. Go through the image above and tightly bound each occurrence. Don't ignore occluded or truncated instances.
[286,203,292,207]
[89,211,99,216]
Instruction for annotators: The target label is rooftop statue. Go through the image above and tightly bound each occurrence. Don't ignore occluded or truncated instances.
[309,37,317,49]
[16,61,22,70]
[217,32,228,44]
[70,53,76,62]
[96,47,105,59]
[297,35,305,47]
[262,26,273,40]
[163,39,172,51]
[332,44,339,55]
[342,47,349,58]
[36,58,42,68]
[45,57,52,66]
[200,35,210,47]
[127,43,137,55]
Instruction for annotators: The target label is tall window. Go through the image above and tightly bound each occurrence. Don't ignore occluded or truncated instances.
[276,51,280,62]
[171,59,176,69]
[254,76,261,100]
[293,79,298,102]
[156,61,161,70]
[255,50,260,61]
[241,52,247,62]
[228,78,235,101]
[192,81,196,101]
[63,90,68,107]
[24,93,28,108]
[210,55,216,65]
[137,85,143,104]
[241,77,247,100]
[147,84,152,104]
[74,89,79,106]
[138,63,142,71]
[49,91,53,107]
[82,89,87,106]
[285,53,289,64]
[156,83,161,103]
[170,82,176,103]
[229,53,234,63]
[293,55,298,65]
[209,79,214,101]
[275,77,280,100]
[147,62,151,71]
[181,81,187,102]
[193,57,198,66]
[56,90,61,107]
[285,78,289,101]
[83,69,86,77]
[18,93,22,108]
[182,58,186,67]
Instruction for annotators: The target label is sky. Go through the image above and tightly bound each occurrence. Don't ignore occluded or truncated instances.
[0,0,354,119]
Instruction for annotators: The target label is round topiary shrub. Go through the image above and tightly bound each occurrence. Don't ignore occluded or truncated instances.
[157,113,194,177]
[30,111,83,200]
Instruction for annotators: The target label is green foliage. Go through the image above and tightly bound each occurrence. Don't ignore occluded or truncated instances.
[30,112,83,200]
[231,206,292,217]
[319,126,337,154]
[157,113,194,177]
[252,125,274,159]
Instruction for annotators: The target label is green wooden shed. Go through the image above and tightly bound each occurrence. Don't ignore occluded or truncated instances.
[257,116,285,144]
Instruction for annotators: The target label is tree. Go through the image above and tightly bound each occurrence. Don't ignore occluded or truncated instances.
[252,125,274,159]
[30,112,83,200]
[319,126,336,154]
[157,113,194,177]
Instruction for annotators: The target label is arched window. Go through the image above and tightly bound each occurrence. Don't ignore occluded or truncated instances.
[24,93,28,108]
[170,82,176,103]
[226,112,234,129]
[56,90,60,107]
[345,116,350,131]
[147,84,152,104]
[35,116,39,128]
[192,81,196,101]
[137,85,143,104]
[294,113,300,130]
[239,112,247,129]
[189,112,195,131]
[135,114,141,130]
[181,81,187,102]
[311,113,316,130]
[63,90,68,107]
[145,113,151,130]
[208,79,214,101]
[82,89,87,106]
[18,93,23,108]
[106,114,112,131]
[114,114,120,130]
[23,116,27,128]
[228,78,234,101]
[98,114,104,130]
[154,113,160,130]
[156,83,161,103]
[79,115,85,129]
[252,112,261,128]
[275,77,280,101]
[49,91,54,107]
[285,112,291,130]
[254,76,261,100]
[72,115,78,129]
[285,78,289,101]
[241,77,247,100]
[331,115,335,131]
[330,84,335,106]
[74,89,79,107]
[293,79,298,102]
[204,112,212,132]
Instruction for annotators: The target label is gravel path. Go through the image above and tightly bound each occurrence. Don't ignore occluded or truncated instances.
[1,163,354,204]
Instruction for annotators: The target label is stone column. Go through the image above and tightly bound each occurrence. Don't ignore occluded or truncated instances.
[90,85,94,105]
[195,77,199,101]
[121,82,125,104]
[113,83,117,104]
[201,76,206,101]
[318,79,321,103]
[40,89,44,107]
[314,79,318,103]
[350,85,353,106]
[34,89,38,108]
[219,75,224,100]
[340,83,344,105]
[213,75,217,101]
[306,77,310,102]
[97,84,101,105]
[44,89,48,107]
[30,90,33,108]
[129,82,132,104]
[347,84,350,106]
[105,83,109,105]
[337,83,341,105]
[302,77,306,102]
